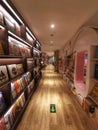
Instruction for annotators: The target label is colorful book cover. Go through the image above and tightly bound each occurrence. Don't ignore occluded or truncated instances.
[11,104,17,121]
[19,45,25,57]
[21,76,26,87]
[9,42,21,56]
[21,93,25,105]
[13,80,20,94]
[19,95,24,108]
[0,66,9,85]
[7,64,18,79]
[11,83,17,100]
[19,78,25,90]
[16,64,24,74]
[4,112,11,130]
[0,117,5,130]
[15,99,21,113]
[17,79,23,92]
[9,42,14,56]
[0,92,6,116]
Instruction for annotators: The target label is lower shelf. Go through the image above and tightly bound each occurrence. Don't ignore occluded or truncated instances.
[11,77,41,130]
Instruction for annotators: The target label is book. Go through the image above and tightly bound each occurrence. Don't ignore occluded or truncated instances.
[0,41,4,55]
[7,64,18,79]
[17,79,23,91]
[27,59,34,70]
[11,83,17,101]
[15,99,21,114]
[19,45,25,57]
[13,80,20,94]
[0,66,9,85]
[8,108,14,126]
[0,117,5,130]
[16,64,24,74]
[19,94,25,108]
[1,84,11,107]
[9,42,21,56]
[4,112,11,130]
[19,78,25,90]
[11,104,17,121]
[0,92,6,116]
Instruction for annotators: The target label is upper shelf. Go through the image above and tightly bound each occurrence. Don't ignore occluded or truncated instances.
[91,58,98,61]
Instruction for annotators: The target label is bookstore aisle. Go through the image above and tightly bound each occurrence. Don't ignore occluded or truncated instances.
[16,64,98,130]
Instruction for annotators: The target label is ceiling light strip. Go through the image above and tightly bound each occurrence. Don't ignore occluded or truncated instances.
[36,41,41,46]
[26,27,36,40]
[33,47,41,53]
[8,31,32,47]
[2,0,24,24]
[0,25,5,29]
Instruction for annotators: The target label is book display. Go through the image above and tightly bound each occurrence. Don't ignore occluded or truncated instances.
[0,66,9,85]
[0,0,41,130]
[7,64,18,79]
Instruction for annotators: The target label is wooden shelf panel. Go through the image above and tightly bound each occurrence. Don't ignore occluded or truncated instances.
[91,78,98,83]
[91,58,98,61]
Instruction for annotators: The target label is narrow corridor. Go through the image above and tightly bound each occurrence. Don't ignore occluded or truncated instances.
[16,65,98,130]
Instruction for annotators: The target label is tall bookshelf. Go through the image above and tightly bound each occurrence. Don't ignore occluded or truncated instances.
[0,1,41,130]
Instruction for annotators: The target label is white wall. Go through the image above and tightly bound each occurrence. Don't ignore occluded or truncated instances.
[73,27,98,97]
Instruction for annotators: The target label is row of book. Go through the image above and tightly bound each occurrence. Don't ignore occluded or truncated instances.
[0,93,26,130]
[0,71,32,116]
[0,10,33,43]
[9,39,31,57]
[0,39,31,57]
[11,71,32,101]
[0,64,24,85]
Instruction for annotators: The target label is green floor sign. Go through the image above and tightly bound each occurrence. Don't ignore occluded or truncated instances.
[50,104,56,113]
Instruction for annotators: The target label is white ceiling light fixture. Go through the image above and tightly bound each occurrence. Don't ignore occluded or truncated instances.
[50,24,55,29]
[50,41,53,43]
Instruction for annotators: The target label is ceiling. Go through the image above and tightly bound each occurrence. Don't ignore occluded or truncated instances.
[11,0,98,55]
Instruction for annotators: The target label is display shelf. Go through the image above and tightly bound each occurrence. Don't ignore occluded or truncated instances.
[0,55,23,58]
[0,1,42,130]
[11,85,36,130]
[0,72,33,112]
[8,31,32,48]
[1,0,23,25]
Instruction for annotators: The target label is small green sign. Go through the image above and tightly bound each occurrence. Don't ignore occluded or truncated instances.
[50,104,56,113]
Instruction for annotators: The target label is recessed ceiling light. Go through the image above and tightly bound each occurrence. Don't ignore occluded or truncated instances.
[50,41,53,43]
[51,24,55,28]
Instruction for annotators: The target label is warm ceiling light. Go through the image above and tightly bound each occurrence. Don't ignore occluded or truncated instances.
[50,41,53,43]
[51,24,55,28]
